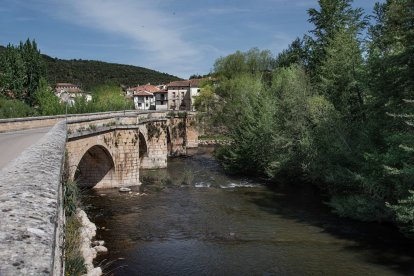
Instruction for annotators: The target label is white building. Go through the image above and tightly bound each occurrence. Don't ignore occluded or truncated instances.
[128,84,161,110]
[133,90,155,110]
[167,79,201,111]
[54,83,92,106]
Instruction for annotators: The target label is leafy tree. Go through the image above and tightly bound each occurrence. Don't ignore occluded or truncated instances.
[213,48,275,79]
[0,39,45,106]
[0,44,26,100]
[366,0,414,233]
[19,39,45,106]
[388,191,414,238]
[0,97,33,118]
[275,38,307,68]
[91,84,133,112]
[35,78,64,115]
[306,0,367,79]
[318,27,366,121]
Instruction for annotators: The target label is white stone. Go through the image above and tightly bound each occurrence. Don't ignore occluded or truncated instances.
[119,187,131,192]
[27,227,46,236]
[94,245,108,253]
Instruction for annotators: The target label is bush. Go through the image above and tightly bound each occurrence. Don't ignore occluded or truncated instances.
[0,97,34,118]
[329,195,392,222]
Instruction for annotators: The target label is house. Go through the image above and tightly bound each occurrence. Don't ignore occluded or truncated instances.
[54,83,92,106]
[189,79,201,111]
[153,89,168,110]
[128,84,160,110]
[167,79,201,111]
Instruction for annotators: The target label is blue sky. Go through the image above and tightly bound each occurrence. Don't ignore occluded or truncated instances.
[1,0,380,79]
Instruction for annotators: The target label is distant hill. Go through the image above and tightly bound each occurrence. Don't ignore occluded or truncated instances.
[0,45,181,90]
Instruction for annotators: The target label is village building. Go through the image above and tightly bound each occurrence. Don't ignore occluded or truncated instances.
[153,89,168,110]
[128,84,160,110]
[54,83,92,106]
[167,79,201,111]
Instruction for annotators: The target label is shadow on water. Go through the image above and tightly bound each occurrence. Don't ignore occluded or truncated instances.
[248,180,414,275]
[83,146,414,275]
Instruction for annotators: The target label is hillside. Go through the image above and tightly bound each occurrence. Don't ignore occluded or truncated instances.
[0,45,181,90]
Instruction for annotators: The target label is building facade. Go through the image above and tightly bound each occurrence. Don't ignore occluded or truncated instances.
[167,79,201,111]
[54,83,92,106]
[128,84,161,110]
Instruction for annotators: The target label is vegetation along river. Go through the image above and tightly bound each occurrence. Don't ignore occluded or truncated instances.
[83,146,414,275]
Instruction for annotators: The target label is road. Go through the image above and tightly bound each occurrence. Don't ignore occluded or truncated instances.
[0,127,51,170]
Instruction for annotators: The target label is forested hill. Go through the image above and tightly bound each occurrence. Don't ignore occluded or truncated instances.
[0,45,181,89]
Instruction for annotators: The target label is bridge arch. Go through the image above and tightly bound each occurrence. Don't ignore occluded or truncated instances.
[74,145,115,188]
[139,132,148,158]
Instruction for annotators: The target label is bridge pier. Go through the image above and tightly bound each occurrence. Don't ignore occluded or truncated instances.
[139,122,168,169]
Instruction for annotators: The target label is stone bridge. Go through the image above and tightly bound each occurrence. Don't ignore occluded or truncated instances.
[0,110,199,275]
[66,111,198,188]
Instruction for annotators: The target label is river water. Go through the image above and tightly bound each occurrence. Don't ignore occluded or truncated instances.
[83,146,414,275]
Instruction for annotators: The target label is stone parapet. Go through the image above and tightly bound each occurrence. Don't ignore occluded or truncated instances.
[0,121,67,275]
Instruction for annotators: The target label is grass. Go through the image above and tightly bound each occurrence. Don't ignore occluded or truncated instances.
[65,215,86,275]
[64,179,86,275]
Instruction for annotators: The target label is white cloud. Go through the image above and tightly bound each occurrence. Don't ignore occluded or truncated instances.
[34,0,203,78]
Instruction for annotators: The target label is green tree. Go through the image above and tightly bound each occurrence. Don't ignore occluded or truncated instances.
[213,48,275,79]
[19,39,45,106]
[275,38,307,68]
[366,0,414,233]
[35,78,64,115]
[0,97,33,118]
[306,0,366,79]
[318,27,366,121]
[0,44,26,100]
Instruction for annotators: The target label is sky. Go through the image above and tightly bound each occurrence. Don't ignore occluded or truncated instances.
[0,0,381,79]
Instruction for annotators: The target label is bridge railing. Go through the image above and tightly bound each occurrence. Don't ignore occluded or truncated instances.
[0,110,141,133]
[0,121,67,275]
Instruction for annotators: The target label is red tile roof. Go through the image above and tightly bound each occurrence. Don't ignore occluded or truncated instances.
[153,89,168,94]
[55,83,82,93]
[167,79,203,88]
[133,90,154,97]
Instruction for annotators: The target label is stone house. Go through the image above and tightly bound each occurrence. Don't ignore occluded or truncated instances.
[167,79,201,111]
[128,84,161,110]
[54,83,92,106]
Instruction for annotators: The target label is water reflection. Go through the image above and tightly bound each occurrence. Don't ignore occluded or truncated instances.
[83,146,414,276]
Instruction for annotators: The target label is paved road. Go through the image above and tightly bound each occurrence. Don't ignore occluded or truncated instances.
[0,127,51,170]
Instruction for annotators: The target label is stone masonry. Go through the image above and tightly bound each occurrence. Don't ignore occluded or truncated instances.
[66,128,140,189]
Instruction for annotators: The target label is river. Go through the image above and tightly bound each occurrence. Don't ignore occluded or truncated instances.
[83,146,414,275]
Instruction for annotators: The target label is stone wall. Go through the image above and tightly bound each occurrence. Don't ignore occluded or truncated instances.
[139,122,168,169]
[0,122,67,275]
[66,128,140,189]
[186,116,199,148]
[0,110,151,133]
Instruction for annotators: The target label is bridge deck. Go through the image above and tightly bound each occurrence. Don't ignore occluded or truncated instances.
[0,127,51,170]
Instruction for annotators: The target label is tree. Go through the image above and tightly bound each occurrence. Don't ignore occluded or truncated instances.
[213,48,275,79]
[0,39,45,106]
[275,38,307,68]
[0,44,26,100]
[366,0,414,234]
[35,78,64,115]
[318,27,366,121]
[19,39,45,106]
[306,0,366,79]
